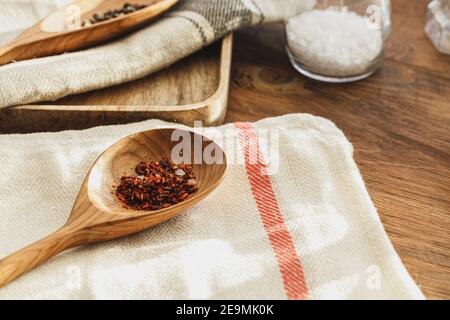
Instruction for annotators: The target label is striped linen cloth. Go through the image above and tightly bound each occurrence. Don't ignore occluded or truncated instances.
[0,0,315,108]
[0,114,424,299]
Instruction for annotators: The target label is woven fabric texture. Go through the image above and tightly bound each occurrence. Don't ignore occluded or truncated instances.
[0,114,424,299]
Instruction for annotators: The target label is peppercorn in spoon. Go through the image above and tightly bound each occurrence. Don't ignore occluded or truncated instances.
[0,128,227,288]
[0,0,178,65]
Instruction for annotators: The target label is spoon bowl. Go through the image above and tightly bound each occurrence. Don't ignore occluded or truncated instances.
[0,128,227,288]
[0,0,178,65]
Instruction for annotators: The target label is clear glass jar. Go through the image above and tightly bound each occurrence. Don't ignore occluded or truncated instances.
[425,0,450,54]
[285,0,392,83]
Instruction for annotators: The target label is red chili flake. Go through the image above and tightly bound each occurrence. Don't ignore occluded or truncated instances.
[114,158,198,211]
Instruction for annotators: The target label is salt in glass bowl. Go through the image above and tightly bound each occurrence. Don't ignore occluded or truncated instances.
[285,0,391,83]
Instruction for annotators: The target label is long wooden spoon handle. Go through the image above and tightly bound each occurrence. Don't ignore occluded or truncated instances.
[0,226,80,288]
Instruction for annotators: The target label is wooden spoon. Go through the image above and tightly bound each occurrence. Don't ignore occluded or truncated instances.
[0,128,227,288]
[0,0,178,65]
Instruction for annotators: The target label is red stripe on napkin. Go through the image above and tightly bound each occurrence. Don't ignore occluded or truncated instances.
[235,122,308,300]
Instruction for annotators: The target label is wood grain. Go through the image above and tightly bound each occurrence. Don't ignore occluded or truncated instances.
[225,0,449,299]
[0,128,227,288]
[0,0,178,65]
[0,34,233,132]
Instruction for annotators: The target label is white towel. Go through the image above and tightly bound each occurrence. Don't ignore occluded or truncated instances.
[0,114,424,299]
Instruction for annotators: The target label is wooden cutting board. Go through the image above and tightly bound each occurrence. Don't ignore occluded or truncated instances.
[0,34,232,134]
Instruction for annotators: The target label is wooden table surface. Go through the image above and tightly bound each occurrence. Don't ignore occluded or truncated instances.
[225,0,449,299]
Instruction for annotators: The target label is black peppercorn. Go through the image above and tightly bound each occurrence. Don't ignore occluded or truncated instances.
[82,3,149,28]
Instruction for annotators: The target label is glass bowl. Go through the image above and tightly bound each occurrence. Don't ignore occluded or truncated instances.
[285,0,392,83]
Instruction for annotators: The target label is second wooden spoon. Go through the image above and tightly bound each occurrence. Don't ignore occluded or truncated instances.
[0,0,178,65]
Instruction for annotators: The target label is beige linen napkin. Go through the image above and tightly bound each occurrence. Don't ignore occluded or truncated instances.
[0,0,315,109]
[0,114,424,299]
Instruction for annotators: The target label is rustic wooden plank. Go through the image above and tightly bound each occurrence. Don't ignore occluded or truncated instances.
[226,0,449,299]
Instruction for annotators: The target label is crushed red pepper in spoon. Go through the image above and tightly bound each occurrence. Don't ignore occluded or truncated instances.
[115,158,198,210]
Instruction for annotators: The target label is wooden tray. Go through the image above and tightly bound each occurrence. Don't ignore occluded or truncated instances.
[0,34,233,134]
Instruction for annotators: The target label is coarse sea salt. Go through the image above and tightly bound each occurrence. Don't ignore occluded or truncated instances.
[286,7,383,77]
